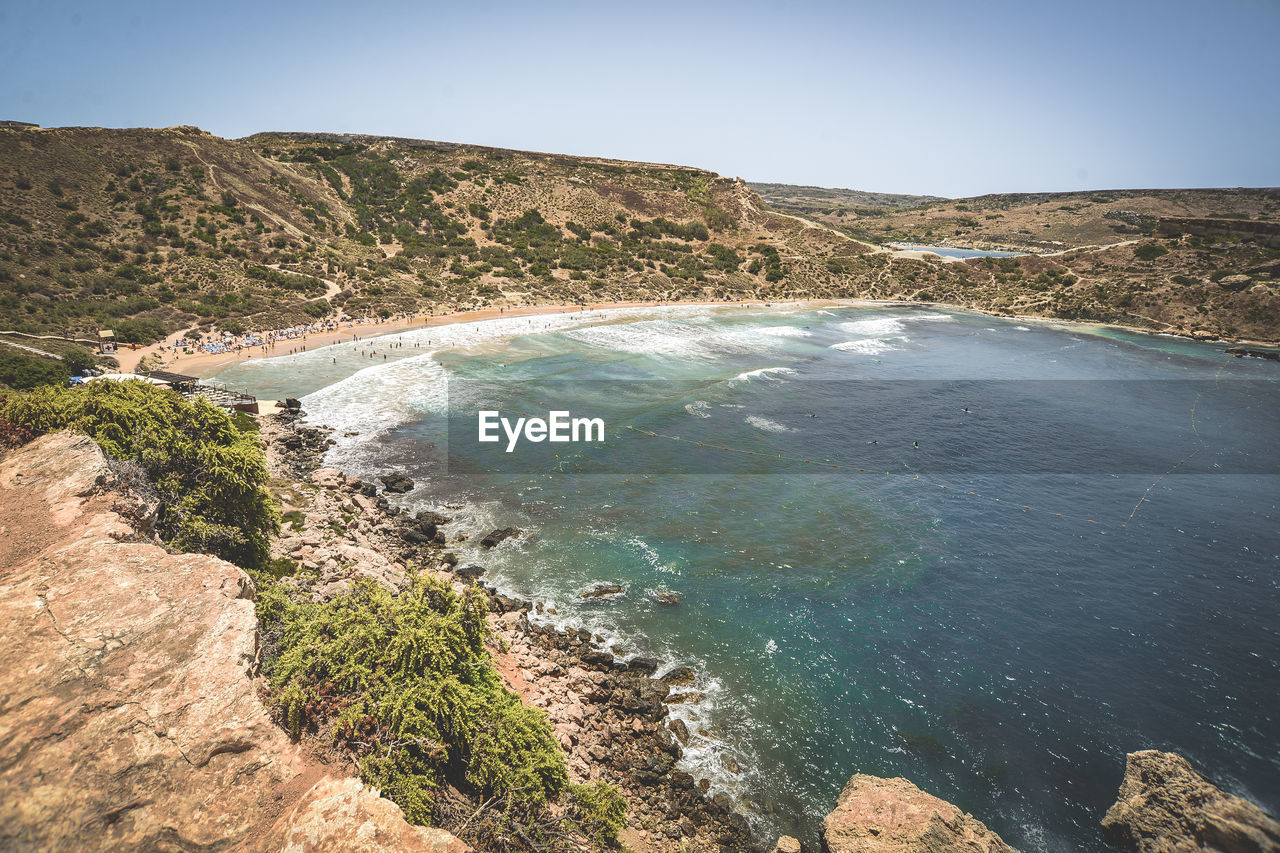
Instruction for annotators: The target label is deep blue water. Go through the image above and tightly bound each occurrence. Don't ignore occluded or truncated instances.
[213,306,1280,851]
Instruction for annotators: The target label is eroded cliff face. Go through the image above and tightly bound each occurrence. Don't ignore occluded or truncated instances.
[1102,750,1280,853]
[0,432,468,852]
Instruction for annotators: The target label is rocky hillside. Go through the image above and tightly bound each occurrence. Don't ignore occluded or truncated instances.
[747,182,943,216]
[1,124,1277,344]
[0,431,469,852]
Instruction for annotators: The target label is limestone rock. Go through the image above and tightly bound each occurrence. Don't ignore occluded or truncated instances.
[312,467,346,489]
[821,774,1013,853]
[1217,274,1253,291]
[0,433,469,852]
[771,837,803,853]
[275,777,471,852]
[1101,750,1280,853]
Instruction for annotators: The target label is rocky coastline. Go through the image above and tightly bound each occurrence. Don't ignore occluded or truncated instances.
[5,415,1278,852]
[263,409,758,852]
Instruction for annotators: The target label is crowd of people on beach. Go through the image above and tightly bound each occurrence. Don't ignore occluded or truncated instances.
[159,315,410,360]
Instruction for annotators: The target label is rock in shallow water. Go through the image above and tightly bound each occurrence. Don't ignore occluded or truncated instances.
[1101,750,1280,853]
[380,473,415,493]
[480,526,521,548]
[579,582,626,599]
[653,589,682,605]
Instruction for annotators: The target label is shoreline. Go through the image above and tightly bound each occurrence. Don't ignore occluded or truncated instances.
[115,298,1276,384]
[263,415,764,851]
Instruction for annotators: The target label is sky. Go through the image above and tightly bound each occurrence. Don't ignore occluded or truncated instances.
[1,0,1277,198]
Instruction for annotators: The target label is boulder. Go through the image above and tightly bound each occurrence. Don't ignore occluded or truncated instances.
[821,773,1013,853]
[0,433,469,852]
[664,691,705,705]
[1101,750,1280,853]
[1218,274,1254,291]
[628,656,662,676]
[311,467,345,489]
[455,564,485,582]
[654,589,683,606]
[480,527,521,548]
[771,837,803,853]
[380,473,415,494]
[660,665,697,687]
[580,649,615,669]
[273,777,471,851]
[579,582,626,599]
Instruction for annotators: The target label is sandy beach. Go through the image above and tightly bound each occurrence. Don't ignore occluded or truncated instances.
[109,297,1269,392]
[111,299,846,380]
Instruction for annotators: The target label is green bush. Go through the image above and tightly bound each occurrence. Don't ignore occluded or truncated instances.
[61,347,97,376]
[0,352,69,390]
[113,317,168,344]
[260,573,569,822]
[1133,244,1169,262]
[0,381,277,567]
[568,781,630,844]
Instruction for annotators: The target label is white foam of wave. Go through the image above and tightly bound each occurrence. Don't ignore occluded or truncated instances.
[299,306,728,458]
[627,536,681,575]
[561,319,714,359]
[839,317,907,337]
[745,415,795,433]
[301,353,447,453]
[732,366,797,382]
[684,400,712,419]
[755,325,813,338]
[562,316,807,361]
[830,337,906,355]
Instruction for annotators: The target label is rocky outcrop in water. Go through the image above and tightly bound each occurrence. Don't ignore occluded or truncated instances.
[0,432,468,852]
[1102,750,1280,853]
[820,774,1013,853]
[480,526,521,548]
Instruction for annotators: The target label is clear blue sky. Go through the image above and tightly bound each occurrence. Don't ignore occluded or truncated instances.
[2,0,1277,197]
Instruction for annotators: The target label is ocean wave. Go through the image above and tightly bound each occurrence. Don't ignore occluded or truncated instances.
[731,366,797,382]
[829,337,906,355]
[754,325,813,338]
[745,415,795,433]
[839,317,907,337]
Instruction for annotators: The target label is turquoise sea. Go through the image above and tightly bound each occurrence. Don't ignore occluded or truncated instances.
[213,305,1280,851]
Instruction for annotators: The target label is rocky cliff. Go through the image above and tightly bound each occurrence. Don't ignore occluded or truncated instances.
[819,774,1014,853]
[0,431,469,852]
[1102,750,1280,853]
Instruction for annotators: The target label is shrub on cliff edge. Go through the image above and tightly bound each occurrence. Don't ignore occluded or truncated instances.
[0,380,277,568]
[258,573,570,822]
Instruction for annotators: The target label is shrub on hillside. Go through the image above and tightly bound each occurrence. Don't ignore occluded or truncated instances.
[1133,244,1169,262]
[259,573,570,821]
[0,352,69,390]
[0,381,277,567]
[113,317,168,344]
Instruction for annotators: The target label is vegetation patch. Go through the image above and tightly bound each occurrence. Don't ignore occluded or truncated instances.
[0,380,277,567]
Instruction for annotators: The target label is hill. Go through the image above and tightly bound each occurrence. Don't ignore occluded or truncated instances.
[0,124,1277,345]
